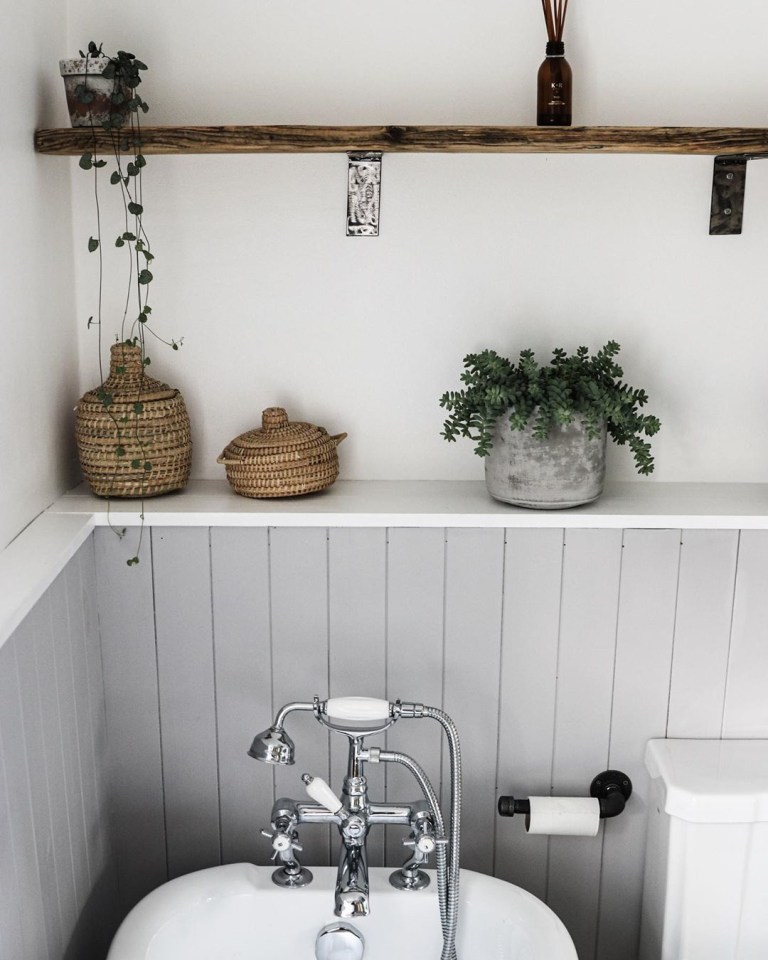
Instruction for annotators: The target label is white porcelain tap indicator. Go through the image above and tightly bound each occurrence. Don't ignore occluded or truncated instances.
[302,773,344,815]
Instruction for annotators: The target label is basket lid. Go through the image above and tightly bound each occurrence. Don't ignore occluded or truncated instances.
[219,407,346,464]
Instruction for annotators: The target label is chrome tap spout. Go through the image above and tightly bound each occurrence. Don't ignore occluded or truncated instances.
[335,843,370,918]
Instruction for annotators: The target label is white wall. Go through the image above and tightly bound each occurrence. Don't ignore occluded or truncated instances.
[56,1,767,488]
[1,0,765,543]
[0,0,79,549]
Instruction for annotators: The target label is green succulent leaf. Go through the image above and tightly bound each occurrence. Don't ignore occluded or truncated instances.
[440,342,661,474]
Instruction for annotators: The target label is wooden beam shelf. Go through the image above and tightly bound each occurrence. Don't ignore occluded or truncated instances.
[34,124,768,157]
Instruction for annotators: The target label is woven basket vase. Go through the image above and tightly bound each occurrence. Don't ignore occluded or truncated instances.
[218,407,347,498]
[75,342,192,498]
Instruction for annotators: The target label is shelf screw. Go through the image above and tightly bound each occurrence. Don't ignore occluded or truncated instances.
[724,207,732,215]
[726,172,734,181]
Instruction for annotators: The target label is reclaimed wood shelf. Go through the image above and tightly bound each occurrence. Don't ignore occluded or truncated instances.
[34,124,768,156]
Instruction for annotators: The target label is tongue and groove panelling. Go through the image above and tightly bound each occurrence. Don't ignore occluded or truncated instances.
[92,524,763,960]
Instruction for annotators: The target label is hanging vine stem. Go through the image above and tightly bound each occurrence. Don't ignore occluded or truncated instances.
[76,42,183,565]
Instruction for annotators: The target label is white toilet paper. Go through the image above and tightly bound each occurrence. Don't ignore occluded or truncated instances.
[525,796,601,836]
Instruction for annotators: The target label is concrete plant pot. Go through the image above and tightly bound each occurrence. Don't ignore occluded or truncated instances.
[484,411,606,509]
[59,56,128,127]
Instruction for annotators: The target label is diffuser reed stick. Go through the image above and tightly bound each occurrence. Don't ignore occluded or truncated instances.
[537,0,572,125]
[541,0,569,42]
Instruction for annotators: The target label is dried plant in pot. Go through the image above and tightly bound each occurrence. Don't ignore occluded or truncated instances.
[440,341,661,509]
[68,42,190,561]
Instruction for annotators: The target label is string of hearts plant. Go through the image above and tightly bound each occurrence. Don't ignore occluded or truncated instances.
[73,42,188,564]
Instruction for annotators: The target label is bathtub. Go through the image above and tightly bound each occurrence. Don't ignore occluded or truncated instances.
[106,863,577,959]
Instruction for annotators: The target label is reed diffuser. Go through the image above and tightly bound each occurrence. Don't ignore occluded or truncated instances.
[537,0,572,126]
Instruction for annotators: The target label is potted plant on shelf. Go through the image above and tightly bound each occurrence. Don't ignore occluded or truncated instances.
[65,42,191,563]
[439,340,661,509]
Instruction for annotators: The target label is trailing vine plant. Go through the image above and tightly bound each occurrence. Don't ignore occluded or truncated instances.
[440,341,661,474]
[75,41,182,563]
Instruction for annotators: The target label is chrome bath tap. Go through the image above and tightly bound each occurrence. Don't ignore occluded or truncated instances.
[248,696,462,960]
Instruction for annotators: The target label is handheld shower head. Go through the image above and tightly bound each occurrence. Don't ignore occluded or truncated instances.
[248,725,296,765]
[248,701,316,765]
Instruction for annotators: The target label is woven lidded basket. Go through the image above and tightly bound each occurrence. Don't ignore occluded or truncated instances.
[75,342,192,498]
[218,407,347,498]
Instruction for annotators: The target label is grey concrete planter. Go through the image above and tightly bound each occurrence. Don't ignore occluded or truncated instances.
[484,411,607,509]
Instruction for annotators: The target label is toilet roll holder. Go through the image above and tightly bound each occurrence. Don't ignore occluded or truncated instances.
[497,769,633,821]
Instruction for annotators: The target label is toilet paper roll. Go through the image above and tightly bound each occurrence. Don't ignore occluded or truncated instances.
[525,797,601,836]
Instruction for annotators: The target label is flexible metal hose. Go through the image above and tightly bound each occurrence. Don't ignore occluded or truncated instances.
[421,706,461,960]
[377,751,451,948]
[389,705,462,960]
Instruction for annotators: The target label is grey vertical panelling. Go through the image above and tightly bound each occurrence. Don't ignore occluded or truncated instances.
[95,527,167,911]
[0,541,119,960]
[0,694,22,960]
[269,527,331,865]
[69,540,119,957]
[48,572,89,923]
[210,527,273,864]
[328,528,387,865]
[14,601,66,958]
[495,527,564,900]
[385,528,445,867]
[722,530,768,737]
[443,528,506,875]
[36,588,82,947]
[0,640,37,960]
[596,529,681,960]
[79,522,766,959]
[152,527,219,878]
[547,528,623,960]
[667,529,739,737]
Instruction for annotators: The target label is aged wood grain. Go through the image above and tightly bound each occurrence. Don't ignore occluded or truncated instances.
[34,124,768,156]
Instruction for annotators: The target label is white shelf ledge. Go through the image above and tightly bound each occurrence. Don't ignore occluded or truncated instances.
[50,479,768,530]
[3,479,767,649]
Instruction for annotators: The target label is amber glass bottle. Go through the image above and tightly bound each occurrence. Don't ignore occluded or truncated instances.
[537,40,572,126]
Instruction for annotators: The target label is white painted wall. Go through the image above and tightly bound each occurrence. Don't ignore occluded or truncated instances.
[2,0,766,545]
[53,1,768,489]
[0,0,79,549]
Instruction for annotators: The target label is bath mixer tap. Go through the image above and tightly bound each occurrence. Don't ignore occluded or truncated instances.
[249,696,463,960]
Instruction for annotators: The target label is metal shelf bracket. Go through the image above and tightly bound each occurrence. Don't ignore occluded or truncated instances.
[347,152,382,237]
[710,153,768,235]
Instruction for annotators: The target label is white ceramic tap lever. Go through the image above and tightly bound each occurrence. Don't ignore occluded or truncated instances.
[324,697,391,724]
[302,774,344,815]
